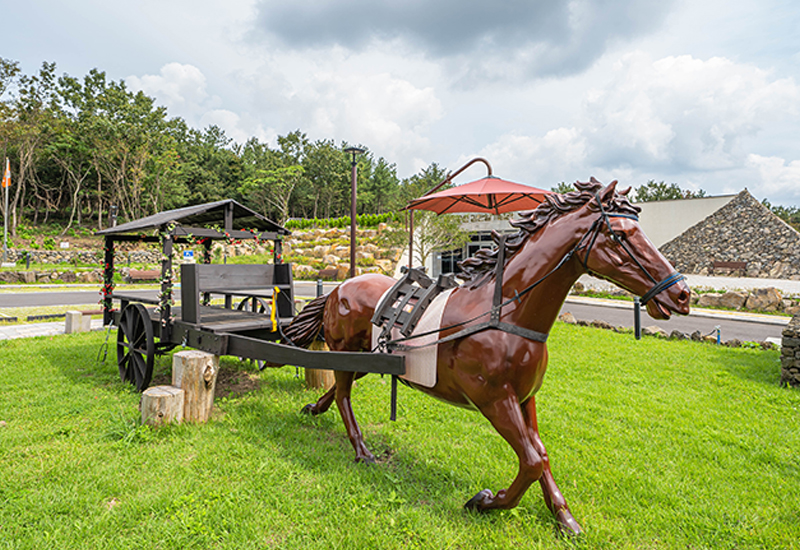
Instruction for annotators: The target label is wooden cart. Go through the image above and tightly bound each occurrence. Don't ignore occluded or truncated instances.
[97,200,404,393]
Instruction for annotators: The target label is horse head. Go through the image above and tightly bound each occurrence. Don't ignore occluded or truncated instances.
[574,178,691,320]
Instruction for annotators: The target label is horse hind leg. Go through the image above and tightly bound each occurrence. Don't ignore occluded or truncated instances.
[523,396,582,536]
[464,387,544,512]
[300,372,368,416]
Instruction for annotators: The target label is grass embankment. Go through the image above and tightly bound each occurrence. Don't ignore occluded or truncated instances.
[1,325,798,549]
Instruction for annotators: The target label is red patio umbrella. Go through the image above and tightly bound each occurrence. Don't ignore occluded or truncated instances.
[406,175,552,215]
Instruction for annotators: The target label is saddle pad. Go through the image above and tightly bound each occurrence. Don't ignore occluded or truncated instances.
[371,287,455,388]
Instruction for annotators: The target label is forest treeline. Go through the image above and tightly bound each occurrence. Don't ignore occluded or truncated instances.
[0,59,437,235]
[2,59,798,236]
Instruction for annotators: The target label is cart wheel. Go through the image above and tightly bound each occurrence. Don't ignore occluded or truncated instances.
[117,303,155,391]
[236,296,270,370]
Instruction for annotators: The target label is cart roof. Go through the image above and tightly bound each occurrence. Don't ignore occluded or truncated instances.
[96,199,290,237]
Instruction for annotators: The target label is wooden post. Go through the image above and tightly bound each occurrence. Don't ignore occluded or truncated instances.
[141,385,184,426]
[172,350,219,422]
[305,339,335,390]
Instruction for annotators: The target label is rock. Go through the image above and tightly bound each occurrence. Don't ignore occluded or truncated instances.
[786,305,800,316]
[571,282,585,294]
[292,264,316,279]
[690,330,703,341]
[726,339,742,348]
[356,251,374,261]
[322,254,339,265]
[375,259,394,274]
[336,264,350,280]
[18,271,36,283]
[718,291,747,310]
[377,222,388,232]
[697,293,722,308]
[558,312,577,324]
[334,246,350,259]
[669,330,687,340]
[311,245,330,258]
[744,287,783,312]
[590,319,615,330]
[643,326,668,338]
[0,271,19,283]
[60,271,77,283]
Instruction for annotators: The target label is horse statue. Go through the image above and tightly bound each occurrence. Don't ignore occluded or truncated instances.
[283,178,690,535]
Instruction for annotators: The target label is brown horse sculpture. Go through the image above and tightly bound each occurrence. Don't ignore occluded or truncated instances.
[284,178,690,534]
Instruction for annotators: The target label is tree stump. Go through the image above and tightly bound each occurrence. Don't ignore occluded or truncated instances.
[305,339,335,390]
[172,350,219,423]
[141,385,184,426]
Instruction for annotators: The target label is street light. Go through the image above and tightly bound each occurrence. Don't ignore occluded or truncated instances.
[344,146,365,278]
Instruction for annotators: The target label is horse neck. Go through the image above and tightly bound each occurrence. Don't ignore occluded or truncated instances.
[501,209,593,333]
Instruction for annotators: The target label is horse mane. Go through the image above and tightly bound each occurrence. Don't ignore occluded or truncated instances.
[456,177,641,288]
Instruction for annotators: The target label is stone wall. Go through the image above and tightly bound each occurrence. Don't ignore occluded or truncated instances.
[3,248,160,265]
[659,190,800,280]
[781,314,800,387]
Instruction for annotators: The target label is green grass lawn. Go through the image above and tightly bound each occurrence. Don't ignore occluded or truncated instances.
[1,324,798,549]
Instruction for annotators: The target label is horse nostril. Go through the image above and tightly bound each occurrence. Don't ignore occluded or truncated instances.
[677,290,690,305]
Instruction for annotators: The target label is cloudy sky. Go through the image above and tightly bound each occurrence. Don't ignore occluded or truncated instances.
[4,0,800,206]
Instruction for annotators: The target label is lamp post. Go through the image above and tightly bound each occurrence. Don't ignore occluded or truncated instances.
[344,146,365,279]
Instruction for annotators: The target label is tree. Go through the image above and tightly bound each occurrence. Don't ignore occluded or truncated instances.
[551,182,575,194]
[762,199,800,232]
[238,165,304,225]
[634,180,707,202]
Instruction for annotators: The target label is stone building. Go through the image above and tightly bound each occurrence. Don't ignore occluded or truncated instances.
[659,190,800,280]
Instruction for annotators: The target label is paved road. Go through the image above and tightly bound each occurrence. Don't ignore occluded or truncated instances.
[0,281,341,308]
[561,298,786,343]
[0,282,788,344]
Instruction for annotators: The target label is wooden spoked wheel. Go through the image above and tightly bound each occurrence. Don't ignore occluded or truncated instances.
[236,296,271,370]
[117,303,155,391]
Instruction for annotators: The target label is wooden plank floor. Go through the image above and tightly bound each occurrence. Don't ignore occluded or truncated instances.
[142,305,291,334]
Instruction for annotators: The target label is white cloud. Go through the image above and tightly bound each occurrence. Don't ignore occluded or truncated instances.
[127,63,212,117]
[746,154,800,201]
[583,53,800,171]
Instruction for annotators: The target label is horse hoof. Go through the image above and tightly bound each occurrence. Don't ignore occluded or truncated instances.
[556,509,582,537]
[300,403,317,416]
[355,454,376,465]
[464,489,493,511]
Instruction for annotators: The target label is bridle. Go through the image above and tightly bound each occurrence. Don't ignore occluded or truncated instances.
[575,193,685,305]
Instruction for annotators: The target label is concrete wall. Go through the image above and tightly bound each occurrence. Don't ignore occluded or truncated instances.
[636,194,736,247]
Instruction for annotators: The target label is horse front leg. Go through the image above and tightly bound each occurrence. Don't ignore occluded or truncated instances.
[332,370,375,463]
[523,396,582,536]
[465,386,544,511]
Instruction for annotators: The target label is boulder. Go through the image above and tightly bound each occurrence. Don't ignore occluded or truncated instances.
[590,319,615,330]
[718,291,747,310]
[697,293,722,308]
[558,312,577,324]
[311,245,330,258]
[744,287,783,312]
[669,330,687,340]
[322,254,339,265]
[18,271,36,284]
[643,326,668,338]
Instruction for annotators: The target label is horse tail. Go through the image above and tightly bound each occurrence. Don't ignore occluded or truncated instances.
[281,293,329,349]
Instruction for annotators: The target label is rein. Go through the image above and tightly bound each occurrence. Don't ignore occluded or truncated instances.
[383,195,685,352]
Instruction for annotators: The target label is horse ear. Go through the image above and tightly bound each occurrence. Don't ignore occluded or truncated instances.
[599,180,618,203]
[619,186,632,196]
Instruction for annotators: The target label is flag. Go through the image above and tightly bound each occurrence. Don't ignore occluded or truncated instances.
[1,159,9,188]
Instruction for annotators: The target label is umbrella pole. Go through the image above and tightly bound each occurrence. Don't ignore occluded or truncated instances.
[408,210,414,269]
